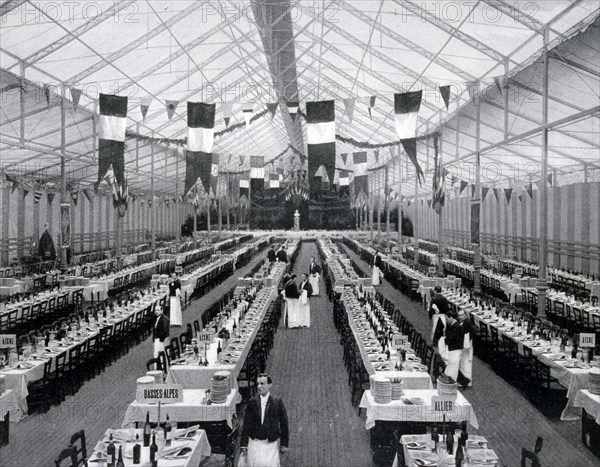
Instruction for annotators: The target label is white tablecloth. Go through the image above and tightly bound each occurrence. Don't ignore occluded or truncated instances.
[574,389,600,424]
[0,389,22,422]
[359,389,479,430]
[122,389,238,428]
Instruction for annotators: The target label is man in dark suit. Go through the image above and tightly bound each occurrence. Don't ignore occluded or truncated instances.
[299,273,313,298]
[429,286,449,320]
[267,245,276,263]
[308,257,321,295]
[444,310,464,382]
[153,306,170,358]
[284,273,299,299]
[241,374,289,466]
[276,246,287,263]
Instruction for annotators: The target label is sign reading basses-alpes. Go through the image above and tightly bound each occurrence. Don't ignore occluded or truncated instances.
[137,384,183,404]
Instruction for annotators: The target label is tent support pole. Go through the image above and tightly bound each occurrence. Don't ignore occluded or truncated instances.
[150,133,156,260]
[437,128,444,276]
[414,178,419,266]
[473,82,482,293]
[538,29,550,318]
[397,152,402,255]
[60,83,68,268]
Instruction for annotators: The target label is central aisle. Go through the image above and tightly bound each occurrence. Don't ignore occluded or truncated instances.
[265,241,374,467]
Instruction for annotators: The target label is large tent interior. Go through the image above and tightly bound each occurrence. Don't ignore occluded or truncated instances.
[0,1,599,466]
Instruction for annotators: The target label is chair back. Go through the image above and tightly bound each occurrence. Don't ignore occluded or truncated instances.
[69,429,87,467]
[55,445,77,467]
[521,448,541,467]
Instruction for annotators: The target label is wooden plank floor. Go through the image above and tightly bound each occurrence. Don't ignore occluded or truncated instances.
[266,241,374,467]
[1,248,269,467]
[339,241,598,467]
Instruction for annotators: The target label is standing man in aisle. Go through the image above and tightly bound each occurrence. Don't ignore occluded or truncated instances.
[276,245,288,263]
[457,309,474,388]
[298,273,312,328]
[153,305,170,358]
[267,245,277,263]
[308,257,321,296]
[168,272,182,326]
[443,310,464,382]
[240,374,289,466]
[372,250,383,286]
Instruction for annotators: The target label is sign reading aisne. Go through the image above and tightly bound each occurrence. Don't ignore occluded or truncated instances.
[197,331,214,343]
[0,334,17,349]
[136,384,183,404]
[579,333,596,348]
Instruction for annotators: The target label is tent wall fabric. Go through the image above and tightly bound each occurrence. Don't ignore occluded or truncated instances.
[408,181,600,274]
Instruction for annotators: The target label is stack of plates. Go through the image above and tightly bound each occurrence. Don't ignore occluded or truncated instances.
[437,375,458,396]
[210,374,230,404]
[589,368,600,395]
[214,370,232,394]
[146,370,163,384]
[387,377,403,400]
[370,375,392,404]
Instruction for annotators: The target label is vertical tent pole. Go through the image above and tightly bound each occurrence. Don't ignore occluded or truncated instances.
[538,29,550,318]
[385,165,390,250]
[377,168,382,243]
[473,82,482,293]
[218,195,222,239]
[437,129,444,276]
[20,61,25,148]
[60,83,68,268]
[150,132,156,259]
[414,176,419,265]
[397,150,403,255]
[176,149,180,242]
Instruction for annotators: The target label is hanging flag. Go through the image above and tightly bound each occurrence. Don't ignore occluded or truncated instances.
[343,98,356,122]
[364,96,376,118]
[43,84,52,105]
[269,173,280,189]
[432,135,445,214]
[394,91,424,183]
[306,100,336,195]
[504,187,513,204]
[439,85,451,110]
[467,82,478,99]
[470,184,476,198]
[267,102,278,120]
[482,186,489,201]
[338,170,349,186]
[242,103,254,126]
[250,156,264,194]
[239,178,249,199]
[493,76,503,95]
[112,177,129,217]
[34,191,43,204]
[340,153,347,166]
[388,146,396,159]
[526,183,533,199]
[459,180,468,195]
[352,151,368,198]
[140,96,152,120]
[185,101,215,195]
[23,188,29,198]
[48,192,55,204]
[547,173,553,186]
[450,175,458,186]
[97,93,127,189]
[166,100,179,120]
[71,87,82,111]
[210,153,219,193]
[287,102,299,121]
[518,194,523,202]
[221,102,234,127]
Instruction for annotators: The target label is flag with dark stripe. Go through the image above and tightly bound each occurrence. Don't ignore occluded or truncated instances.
[185,101,215,195]
[394,91,424,183]
[306,100,335,195]
[250,156,264,195]
[352,151,368,199]
[98,94,127,189]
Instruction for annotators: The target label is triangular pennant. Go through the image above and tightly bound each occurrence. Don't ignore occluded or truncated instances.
[427,199,432,208]
[526,183,533,199]
[43,84,51,105]
[23,188,29,198]
[439,85,451,110]
[481,186,489,201]
[547,173,553,186]
[364,95,376,118]
[140,96,152,120]
[239,155,245,166]
[47,192,55,204]
[504,188,513,204]
[518,194,523,202]
[71,87,82,111]
[266,103,278,120]
[459,180,468,195]
[388,146,395,159]
[374,150,379,163]
[34,191,43,204]
[400,138,424,183]
[343,98,356,122]
[166,100,179,120]
[83,188,92,203]
[221,102,234,127]
[493,187,501,202]
[451,175,458,186]
[71,189,79,206]
[341,153,347,166]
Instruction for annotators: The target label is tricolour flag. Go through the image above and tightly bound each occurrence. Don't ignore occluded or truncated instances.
[185,101,215,195]
[140,96,152,120]
[242,103,254,126]
[394,91,424,183]
[352,151,368,198]
[98,93,127,189]
[339,170,350,196]
[250,156,264,194]
[210,153,219,194]
[34,191,43,205]
[432,135,445,214]
[269,173,280,189]
[239,178,249,199]
[221,102,234,127]
[306,100,335,195]
[287,102,299,121]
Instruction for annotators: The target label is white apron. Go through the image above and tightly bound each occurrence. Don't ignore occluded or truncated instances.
[153,339,165,359]
[309,273,320,295]
[239,439,280,467]
[169,293,182,327]
[372,266,381,286]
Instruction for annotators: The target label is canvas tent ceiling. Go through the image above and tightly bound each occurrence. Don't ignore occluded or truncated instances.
[0,0,598,198]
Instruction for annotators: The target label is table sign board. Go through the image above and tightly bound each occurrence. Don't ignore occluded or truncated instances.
[197,331,214,344]
[174,266,183,273]
[0,335,16,349]
[580,333,596,348]
[432,394,457,413]
[428,267,437,275]
[452,251,457,260]
[392,334,409,347]
[137,384,183,404]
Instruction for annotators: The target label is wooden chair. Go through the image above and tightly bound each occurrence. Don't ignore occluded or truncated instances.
[69,430,87,467]
[55,445,77,467]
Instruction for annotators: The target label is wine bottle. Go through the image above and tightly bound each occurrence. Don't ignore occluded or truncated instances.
[149,433,158,466]
[116,446,125,467]
[446,427,454,455]
[106,434,116,467]
[143,411,151,447]
[132,434,141,464]
[455,444,464,467]
[164,414,172,446]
